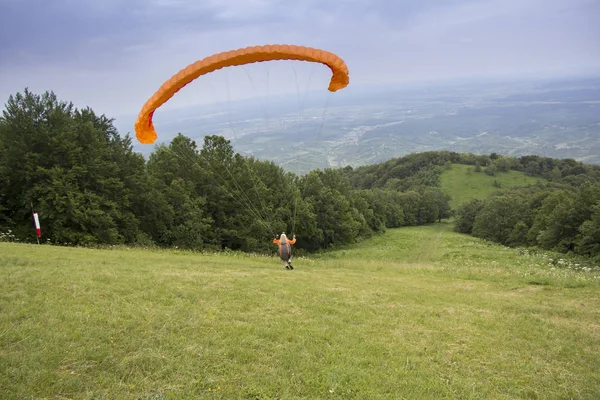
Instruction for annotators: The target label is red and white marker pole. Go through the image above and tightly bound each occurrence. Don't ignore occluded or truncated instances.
[31,202,41,244]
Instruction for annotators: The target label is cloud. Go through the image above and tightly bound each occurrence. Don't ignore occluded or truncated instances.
[0,0,598,119]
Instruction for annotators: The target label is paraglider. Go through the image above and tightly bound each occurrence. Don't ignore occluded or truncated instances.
[133,45,349,264]
[134,44,350,145]
[273,233,296,270]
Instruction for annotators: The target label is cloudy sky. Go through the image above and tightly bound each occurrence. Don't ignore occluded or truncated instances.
[1,0,598,121]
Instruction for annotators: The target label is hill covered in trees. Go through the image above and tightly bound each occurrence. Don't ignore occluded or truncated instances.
[1,89,599,260]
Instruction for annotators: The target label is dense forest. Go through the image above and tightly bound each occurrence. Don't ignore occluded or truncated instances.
[440,152,600,260]
[1,89,599,260]
[454,181,600,259]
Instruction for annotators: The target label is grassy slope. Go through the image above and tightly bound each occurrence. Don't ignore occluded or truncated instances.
[441,164,545,208]
[1,223,599,399]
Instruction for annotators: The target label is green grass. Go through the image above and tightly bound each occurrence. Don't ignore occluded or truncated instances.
[441,164,545,208]
[2,223,600,399]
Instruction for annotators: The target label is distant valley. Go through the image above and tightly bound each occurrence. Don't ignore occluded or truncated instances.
[125,75,600,174]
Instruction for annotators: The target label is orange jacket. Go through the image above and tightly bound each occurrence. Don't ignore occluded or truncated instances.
[273,235,296,259]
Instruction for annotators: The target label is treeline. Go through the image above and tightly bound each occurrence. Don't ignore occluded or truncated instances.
[445,149,600,259]
[455,152,600,186]
[2,89,599,258]
[343,150,600,189]
[0,89,452,252]
[454,183,600,259]
[329,135,600,260]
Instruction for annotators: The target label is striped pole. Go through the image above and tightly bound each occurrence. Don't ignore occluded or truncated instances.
[31,202,40,244]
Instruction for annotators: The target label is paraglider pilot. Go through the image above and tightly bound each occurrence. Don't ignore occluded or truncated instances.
[273,232,296,270]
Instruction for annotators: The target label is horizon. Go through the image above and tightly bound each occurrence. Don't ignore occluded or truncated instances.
[106,73,600,168]
[1,0,598,121]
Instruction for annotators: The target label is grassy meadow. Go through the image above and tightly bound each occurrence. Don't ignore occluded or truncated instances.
[2,222,600,399]
[440,164,545,208]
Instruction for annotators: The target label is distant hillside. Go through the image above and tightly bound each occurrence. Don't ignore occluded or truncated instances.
[441,164,545,208]
[127,75,600,174]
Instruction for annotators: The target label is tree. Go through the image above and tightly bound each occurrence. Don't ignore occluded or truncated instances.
[525,161,542,176]
[299,170,362,249]
[536,195,576,251]
[0,89,145,245]
[484,163,497,176]
[430,189,452,222]
[549,166,562,181]
[495,157,509,172]
[471,193,530,245]
[508,221,529,247]
[575,201,600,258]
[454,199,485,234]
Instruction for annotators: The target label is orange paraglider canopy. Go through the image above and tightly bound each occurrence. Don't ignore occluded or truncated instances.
[134,44,350,144]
